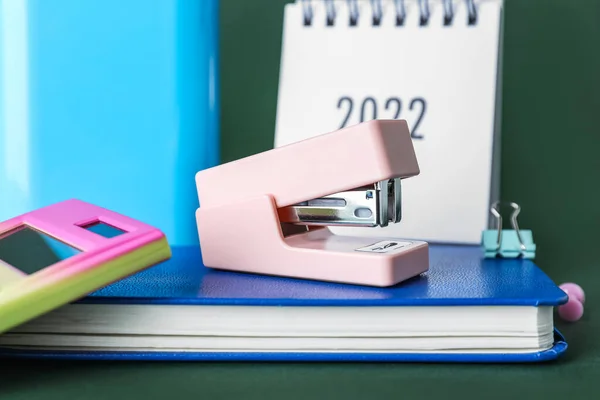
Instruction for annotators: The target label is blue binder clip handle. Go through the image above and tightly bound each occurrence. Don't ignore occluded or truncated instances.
[482,201,536,259]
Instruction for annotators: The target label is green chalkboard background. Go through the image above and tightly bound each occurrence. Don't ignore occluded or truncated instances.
[221,0,600,287]
[2,0,600,398]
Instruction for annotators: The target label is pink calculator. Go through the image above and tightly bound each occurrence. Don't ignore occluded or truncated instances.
[0,199,171,333]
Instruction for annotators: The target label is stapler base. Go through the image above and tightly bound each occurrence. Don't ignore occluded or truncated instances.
[196,194,429,287]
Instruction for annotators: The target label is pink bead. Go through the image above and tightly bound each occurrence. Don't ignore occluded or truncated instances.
[560,283,585,304]
[558,283,585,322]
[558,297,584,322]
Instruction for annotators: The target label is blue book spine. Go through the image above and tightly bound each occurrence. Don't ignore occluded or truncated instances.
[0,0,219,246]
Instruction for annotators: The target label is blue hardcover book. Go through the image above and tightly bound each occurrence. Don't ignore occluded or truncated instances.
[0,245,568,362]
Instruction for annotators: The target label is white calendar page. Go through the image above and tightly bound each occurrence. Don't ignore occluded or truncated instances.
[274,0,503,244]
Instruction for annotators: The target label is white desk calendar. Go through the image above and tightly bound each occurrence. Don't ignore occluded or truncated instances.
[274,0,504,244]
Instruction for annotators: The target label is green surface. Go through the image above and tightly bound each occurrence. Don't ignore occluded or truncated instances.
[2,0,600,398]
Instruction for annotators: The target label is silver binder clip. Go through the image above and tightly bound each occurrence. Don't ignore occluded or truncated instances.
[481,201,536,259]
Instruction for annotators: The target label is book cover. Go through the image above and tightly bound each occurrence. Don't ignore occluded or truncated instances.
[0,244,568,362]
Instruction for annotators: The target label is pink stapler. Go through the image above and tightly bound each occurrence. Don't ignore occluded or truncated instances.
[195,120,429,287]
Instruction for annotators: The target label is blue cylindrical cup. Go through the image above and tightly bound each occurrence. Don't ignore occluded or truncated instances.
[0,0,219,246]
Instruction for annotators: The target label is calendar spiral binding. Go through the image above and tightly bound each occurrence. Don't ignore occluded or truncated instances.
[301,0,477,27]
